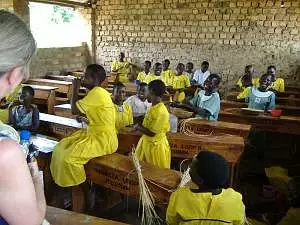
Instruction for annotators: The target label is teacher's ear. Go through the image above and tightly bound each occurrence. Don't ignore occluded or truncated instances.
[0,66,24,99]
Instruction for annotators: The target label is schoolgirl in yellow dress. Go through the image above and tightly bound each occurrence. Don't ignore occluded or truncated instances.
[50,64,118,187]
[112,82,133,131]
[267,65,285,93]
[111,52,130,83]
[134,80,171,168]
[167,151,245,225]
[144,62,163,84]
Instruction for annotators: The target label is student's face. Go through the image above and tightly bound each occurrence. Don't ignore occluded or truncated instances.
[119,53,125,61]
[186,63,193,72]
[81,71,94,89]
[267,67,276,80]
[201,64,209,73]
[154,65,163,76]
[176,64,185,76]
[144,62,151,72]
[137,85,148,101]
[260,75,272,90]
[245,67,254,76]
[204,77,219,94]
[19,90,33,106]
[162,61,170,70]
[113,87,126,103]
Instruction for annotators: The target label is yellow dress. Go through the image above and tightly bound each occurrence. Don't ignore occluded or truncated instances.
[144,73,161,84]
[135,102,170,168]
[167,187,245,225]
[236,77,259,89]
[161,69,175,86]
[50,87,118,187]
[111,60,130,83]
[136,71,149,82]
[170,74,191,103]
[115,103,133,131]
[269,78,285,93]
[0,84,22,123]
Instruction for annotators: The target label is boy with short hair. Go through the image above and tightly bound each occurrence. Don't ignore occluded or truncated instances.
[136,61,151,83]
[185,62,194,81]
[161,59,174,86]
[144,63,163,84]
[192,61,210,87]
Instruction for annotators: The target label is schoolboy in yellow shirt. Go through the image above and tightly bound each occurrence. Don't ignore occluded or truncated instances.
[267,65,285,93]
[111,52,130,83]
[170,63,191,103]
[144,62,163,84]
[161,59,175,86]
[134,80,171,168]
[236,65,259,90]
[136,61,151,83]
[167,151,245,225]
[112,82,133,131]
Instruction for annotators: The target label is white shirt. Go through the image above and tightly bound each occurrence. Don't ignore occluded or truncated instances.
[125,95,151,117]
[193,69,210,86]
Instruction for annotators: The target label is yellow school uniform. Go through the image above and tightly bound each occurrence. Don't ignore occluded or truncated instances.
[170,74,191,103]
[111,60,130,83]
[167,187,245,225]
[144,73,161,84]
[135,102,170,168]
[0,85,22,123]
[50,87,118,187]
[269,78,285,93]
[136,71,150,83]
[236,77,259,89]
[115,103,133,131]
[237,87,251,100]
[161,69,175,86]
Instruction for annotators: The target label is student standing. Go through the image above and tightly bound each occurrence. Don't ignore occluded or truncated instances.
[192,61,210,87]
[134,80,170,168]
[111,52,130,83]
[161,59,174,86]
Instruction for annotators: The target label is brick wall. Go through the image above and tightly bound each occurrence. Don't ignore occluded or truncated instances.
[94,0,300,86]
[30,44,90,77]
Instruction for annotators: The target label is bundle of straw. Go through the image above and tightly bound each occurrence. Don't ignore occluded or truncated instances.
[131,149,162,225]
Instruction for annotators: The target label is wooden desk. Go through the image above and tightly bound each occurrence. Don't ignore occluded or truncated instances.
[219,108,300,135]
[46,206,128,225]
[27,78,73,99]
[286,85,300,92]
[46,75,75,82]
[24,84,57,114]
[54,104,74,118]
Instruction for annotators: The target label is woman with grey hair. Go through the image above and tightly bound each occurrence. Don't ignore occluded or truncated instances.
[0,10,46,224]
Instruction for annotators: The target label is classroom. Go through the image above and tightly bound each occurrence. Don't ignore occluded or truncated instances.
[0,0,299,224]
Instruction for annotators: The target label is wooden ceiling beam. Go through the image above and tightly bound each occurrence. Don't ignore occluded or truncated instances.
[29,0,91,8]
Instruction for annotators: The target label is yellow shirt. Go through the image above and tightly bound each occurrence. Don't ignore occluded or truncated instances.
[111,60,130,83]
[144,73,161,84]
[162,69,175,86]
[135,102,171,168]
[236,77,259,89]
[167,187,245,225]
[170,74,191,89]
[237,87,251,100]
[269,78,285,93]
[136,71,150,82]
[115,102,133,131]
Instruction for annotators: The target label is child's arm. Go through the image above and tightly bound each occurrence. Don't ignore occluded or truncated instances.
[31,107,40,131]
[170,102,210,116]
[71,78,82,115]
[8,106,17,127]
[133,124,155,137]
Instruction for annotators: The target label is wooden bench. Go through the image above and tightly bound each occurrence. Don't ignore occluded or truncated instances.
[27,78,73,100]
[23,84,57,114]
[46,206,128,225]
[219,108,300,135]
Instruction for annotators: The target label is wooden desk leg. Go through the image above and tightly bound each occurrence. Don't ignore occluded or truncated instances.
[71,186,85,213]
[48,90,56,114]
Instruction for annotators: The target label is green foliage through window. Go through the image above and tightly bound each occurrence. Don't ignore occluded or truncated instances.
[51,5,75,24]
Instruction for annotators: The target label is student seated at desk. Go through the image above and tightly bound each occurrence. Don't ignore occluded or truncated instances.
[50,64,118,188]
[125,82,151,121]
[112,82,133,131]
[170,63,191,103]
[267,65,285,93]
[144,62,163,84]
[237,74,276,111]
[161,59,174,86]
[185,62,194,81]
[134,80,171,169]
[236,65,259,90]
[192,61,210,87]
[136,61,151,83]
[171,74,221,120]
[9,86,39,131]
[111,52,130,83]
[166,151,245,225]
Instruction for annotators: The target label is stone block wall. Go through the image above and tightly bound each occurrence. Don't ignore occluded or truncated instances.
[94,0,300,86]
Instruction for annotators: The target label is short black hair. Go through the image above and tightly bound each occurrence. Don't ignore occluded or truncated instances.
[187,62,194,66]
[201,61,209,67]
[22,86,35,97]
[164,59,170,65]
[177,63,185,68]
[267,65,276,71]
[195,151,229,189]
[260,73,270,82]
[113,82,125,92]
[86,64,106,84]
[137,82,147,90]
[208,73,221,85]
[154,62,162,68]
[148,80,166,97]
[145,60,151,67]
[245,65,253,70]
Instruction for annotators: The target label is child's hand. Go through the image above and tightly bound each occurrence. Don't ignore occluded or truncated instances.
[76,116,89,124]
[133,123,141,131]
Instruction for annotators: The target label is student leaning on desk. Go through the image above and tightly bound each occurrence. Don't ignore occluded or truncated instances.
[0,10,46,225]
